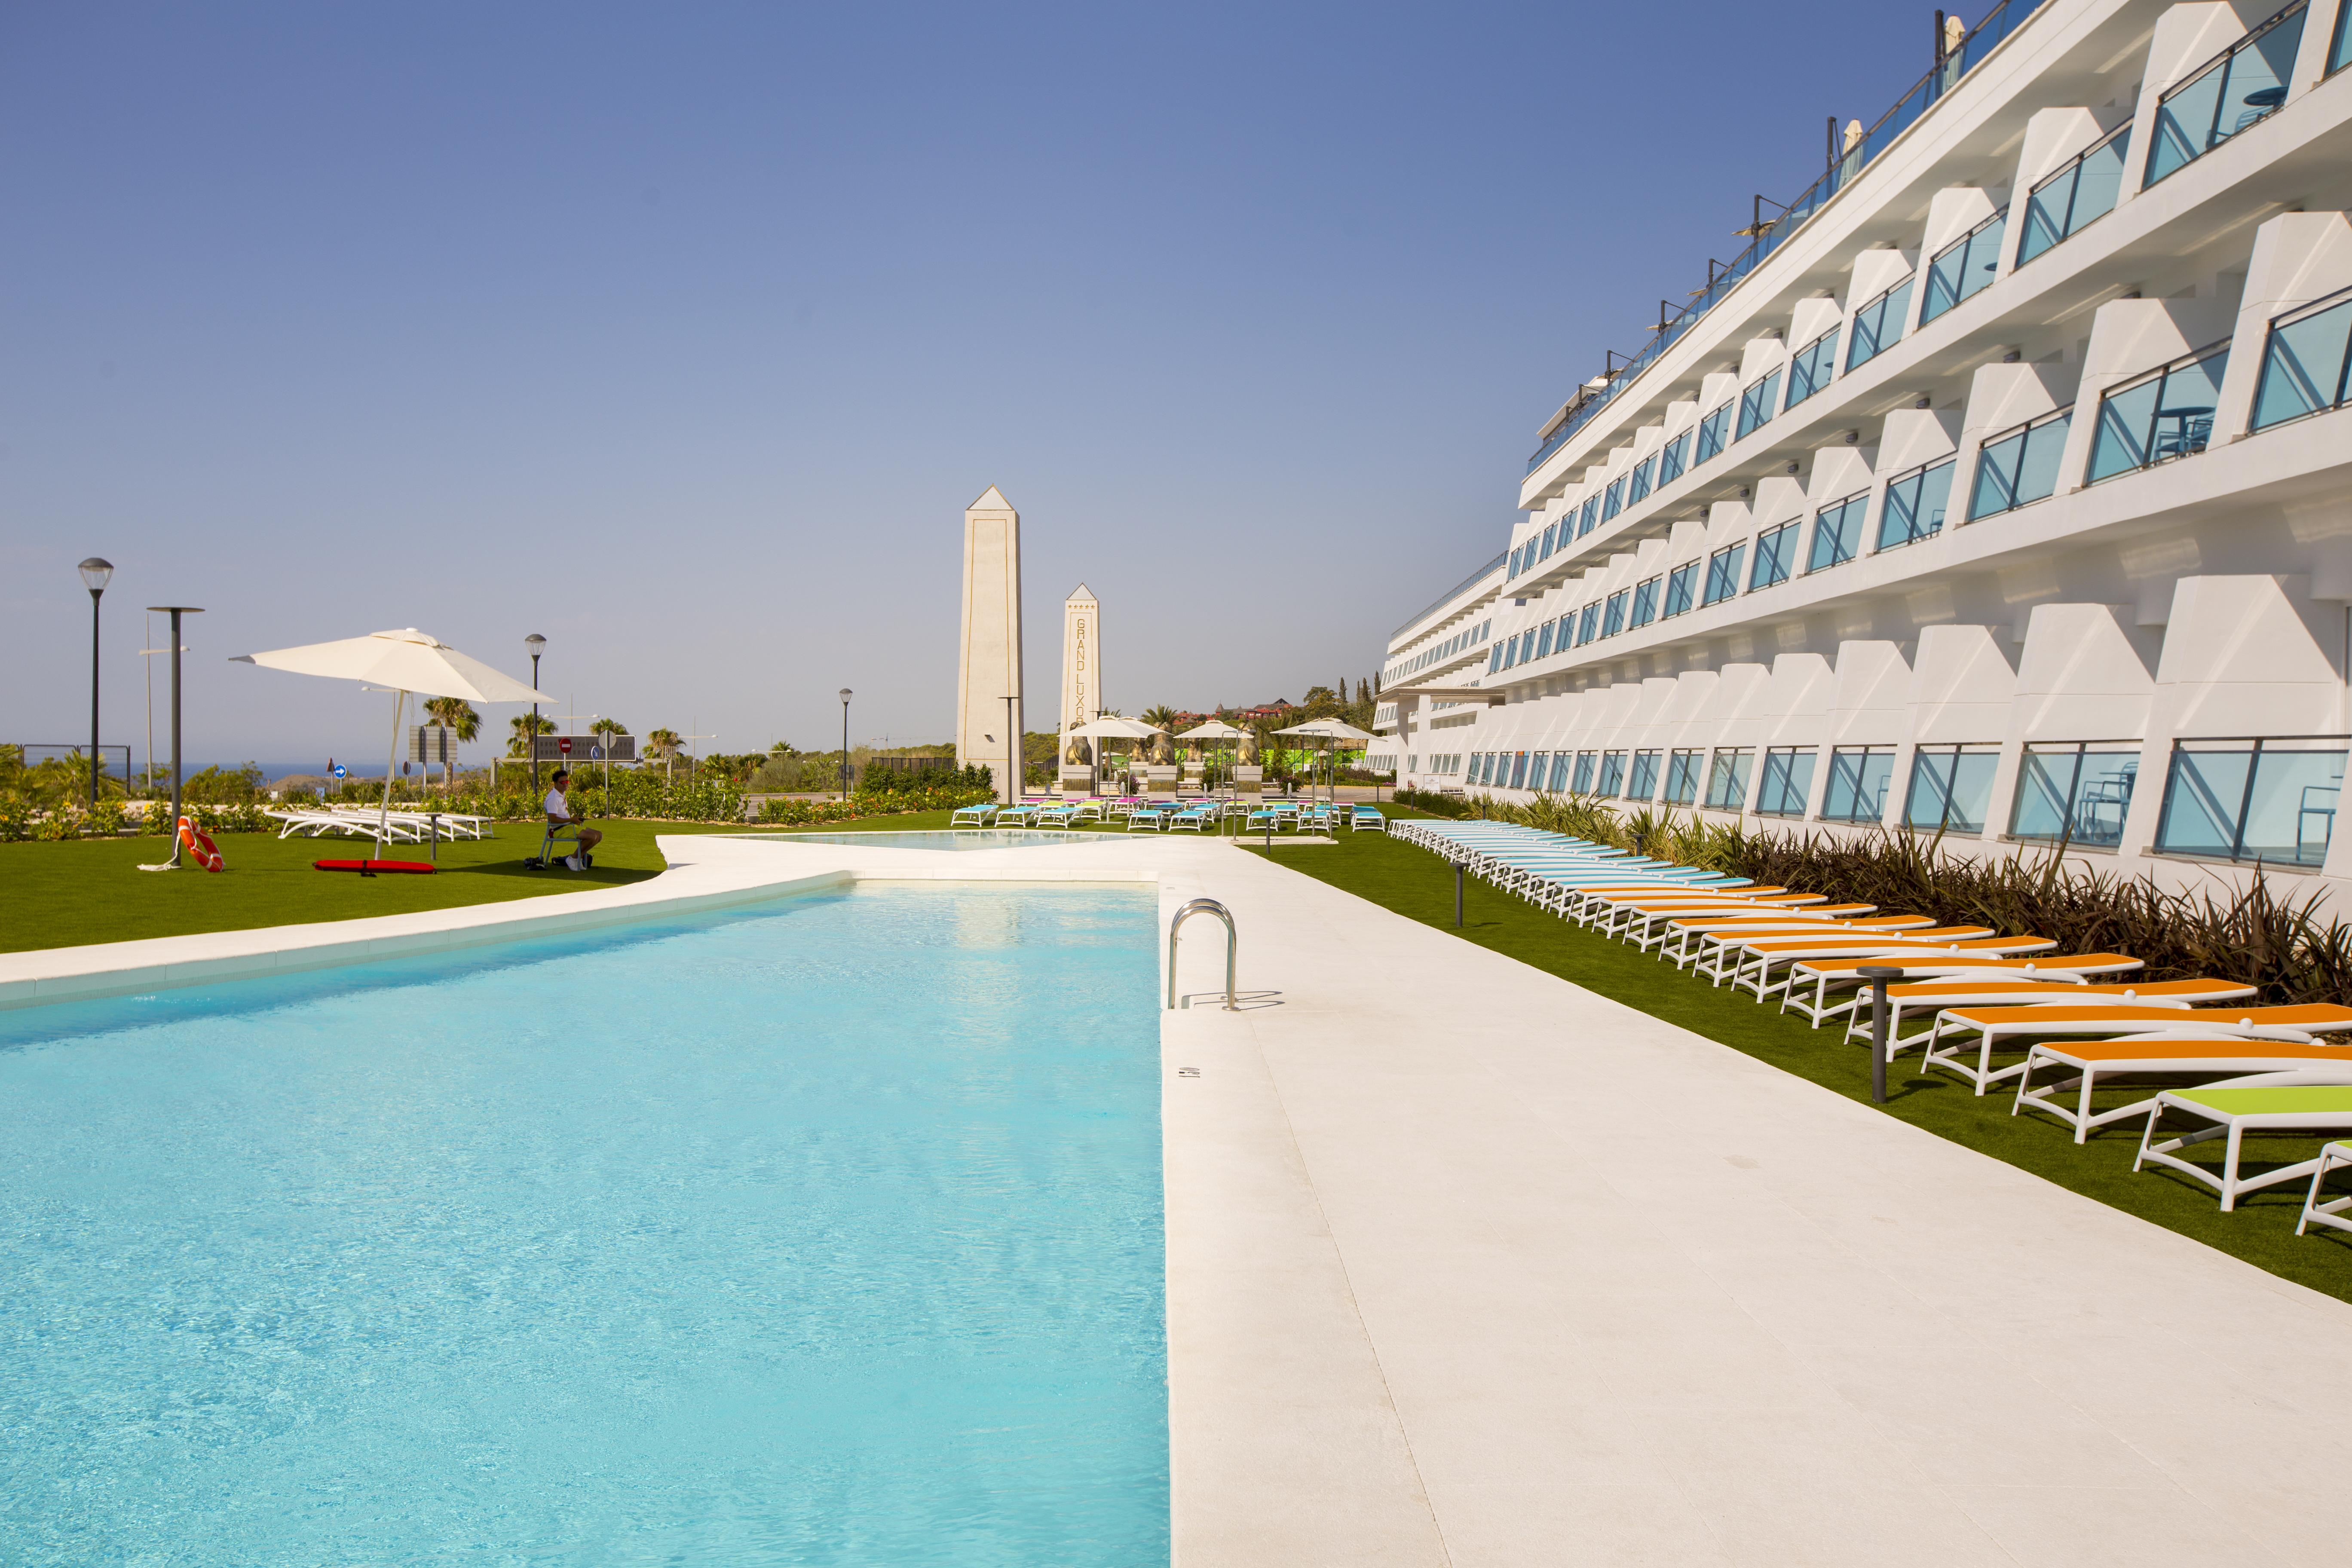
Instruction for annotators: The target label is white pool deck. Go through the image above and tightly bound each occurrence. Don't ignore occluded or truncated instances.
[7,829,2352,1565]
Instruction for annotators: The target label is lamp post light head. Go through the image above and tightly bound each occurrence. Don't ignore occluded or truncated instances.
[79,557,113,596]
[839,688,852,703]
[524,632,546,656]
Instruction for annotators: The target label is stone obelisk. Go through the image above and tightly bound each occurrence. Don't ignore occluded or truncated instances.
[955,485,1024,802]
[1058,585,1099,770]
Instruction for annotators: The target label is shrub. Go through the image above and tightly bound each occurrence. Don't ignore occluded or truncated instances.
[1393,788,1472,818]
[0,795,31,843]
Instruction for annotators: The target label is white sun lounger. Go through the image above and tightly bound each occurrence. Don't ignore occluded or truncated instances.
[2135,1084,2352,1210]
[1924,1002,2352,1094]
[2016,1036,2352,1142]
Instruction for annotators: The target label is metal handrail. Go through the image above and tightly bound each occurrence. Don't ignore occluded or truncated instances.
[1391,550,1507,639]
[1167,897,1238,1011]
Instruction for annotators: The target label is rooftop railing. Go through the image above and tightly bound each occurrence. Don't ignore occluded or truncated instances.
[1524,0,2050,475]
[1390,550,1506,640]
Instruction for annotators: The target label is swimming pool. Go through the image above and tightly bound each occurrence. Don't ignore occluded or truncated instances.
[759,830,1101,851]
[0,884,1167,1565]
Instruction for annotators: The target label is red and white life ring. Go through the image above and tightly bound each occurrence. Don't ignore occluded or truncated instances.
[177,816,225,873]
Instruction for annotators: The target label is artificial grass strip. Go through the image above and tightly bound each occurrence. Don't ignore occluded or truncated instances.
[1247,820,2352,1303]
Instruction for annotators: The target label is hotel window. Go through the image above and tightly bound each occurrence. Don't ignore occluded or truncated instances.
[1968,408,2072,521]
[1694,402,1733,463]
[1784,327,1841,410]
[1602,589,1630,637]
[1578,495,1602,536]
[1920,208,2008,325]
[1807,492,1869,572]
[1572,751,1598,792]
[1577,603,1602,645]
[1754,747,1817,817]
[1629,576,1661,629]
[1820,747,1896,822]
[1627,456,1657,505]
[1600,477,1627,524]
[1626,749,1663,801]
[1735,369,1782,441]
[2017,125,2130,266]
[1508,545,1523,579]
[2155,735,2347,867]
[1548,753,1572,792]
[1701,543,1746,607]
[1662,562,1700,618]
[1748,521,1798,591]
[1509,752,1530,789]
[1486,645,1502,674]
[2011,742,2141,848]
[1657,431,1691,484]
[1703,748,1754,811]
[1535,620,1556,659]
[1875,459,1954,551]
[2251,285,2352,431]
[2088,341,2229,482]
[1902,744,2001,833]
[1845,279,1914,372]
[1597,751,1627,796]
[2335,0,2352,73]
[1540,523,1558,559]
[2144,0,2307,189]
[1663,749,1703,805]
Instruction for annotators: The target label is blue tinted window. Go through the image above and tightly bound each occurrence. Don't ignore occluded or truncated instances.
[1663,750,1702,805]
[1629,576,1660,628]
[1921,209,2008,325]
[1749,521,1797,590]
[1602,590,1629,637]
[2147,5,2307,188]
[1662,563,1698,617]
[1876,459,1955,551]
[1784,327,1841,410]
[1626,750,1662,801]
[2089,346,2228,482]
[1846,280,1914,372]
[1571,752,1596,792]
[1657,432,1690,484]
[1968,410,2072,520]
[1535,620,1555,658]
[1703,749,1753,811]
[1627,456,1656,505]
[1600,478,1626,524]
[1903,747,2000,832]
[1807,493,1868,572]
[1735,371,1782,441]
[1540,523,1557,558]
[2010,743,2141,847]
[1596,752,1626,797]
[1577,496,1602,536]
[1821,748,1895,822]
[1577,603,1602,644]
[1701,544,1746,606]
[1755,748,1816,816]
[1694,404,1733,464]
[2251,292,2352,430]
[2156,740,2346,865]
[2018,127,2129,266]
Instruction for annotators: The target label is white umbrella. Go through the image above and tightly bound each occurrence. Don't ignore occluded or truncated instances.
[1067,716,1165,739]
[1175,720,1246,741]
[234,628,556,848]
[1274,718,1378,803]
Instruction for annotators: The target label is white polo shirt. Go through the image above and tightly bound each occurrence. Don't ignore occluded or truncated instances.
[545,787,568,818]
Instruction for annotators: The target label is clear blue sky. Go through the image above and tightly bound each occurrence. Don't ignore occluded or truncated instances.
[2,1,1929,769]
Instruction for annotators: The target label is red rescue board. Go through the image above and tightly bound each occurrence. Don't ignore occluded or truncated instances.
[312,859,436,874]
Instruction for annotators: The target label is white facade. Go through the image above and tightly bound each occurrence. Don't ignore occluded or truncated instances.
[1376,0,2352,900]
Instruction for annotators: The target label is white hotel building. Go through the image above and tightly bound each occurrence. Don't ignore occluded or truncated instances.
[1374,0,2352,899]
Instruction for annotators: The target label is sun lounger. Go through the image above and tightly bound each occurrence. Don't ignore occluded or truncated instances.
[2016,1037,2352,1142]
[1169,804,1219,832]
[950,803,998,827]
[1925,1002,2352,1094]
[1127,806,1169,831]
[1828,977,2258,1040]
[1783,952,2146,1026]
[1351,806,1386,832]
[1036,803,1078,826]
[2135,1085,2352,1210]
[1712,928,2024,995]
[2295,1141,2352,1235]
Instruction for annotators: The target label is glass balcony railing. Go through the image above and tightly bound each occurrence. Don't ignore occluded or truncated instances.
[1701,544,1746,606]
[2333,0,2352,74]
[1627,454,1656,504]
[2017,124,2130,266]
[1749,520,1798,590]
[1704,748,1755,811]
[1920,208,2008,325]
[2087,341,2229,482]
[1694,403,1733,464]
[1845,278,1914,374]
[2010,741,2139,847]
[1662,561,1699,618]
[1522,0,2051,475]
[2155,735,2346,866]
[1664,750,1703,805]
[1904,745,2000,832]
[1966,407,2071,520]
[1807,492,1869,571]
[1876,458,1955,551]
[2145,0,2306,188]
[1784,325,1841,410]
[1755,747,1816,816]
[1657,431,1690,485]
[1822,747,1896,822]
[2250,285,2352,431]
[1735,369,1782,441]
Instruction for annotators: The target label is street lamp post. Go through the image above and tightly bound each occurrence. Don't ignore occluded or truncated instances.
[838,689,853,800]
[141,606,204,870]
[525,633,546,791]
[78,558,112,809]
[1001,695,1020,805]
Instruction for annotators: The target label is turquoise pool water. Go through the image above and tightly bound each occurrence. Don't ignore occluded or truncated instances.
[761,830,1099,851]
[0,885,1166,1565]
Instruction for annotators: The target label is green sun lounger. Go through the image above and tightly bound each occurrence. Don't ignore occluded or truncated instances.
[2135,1085,2352,1211]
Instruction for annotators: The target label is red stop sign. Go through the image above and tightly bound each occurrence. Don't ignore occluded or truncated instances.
[558,737,573,755]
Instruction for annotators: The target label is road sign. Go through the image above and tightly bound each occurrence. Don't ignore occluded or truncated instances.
[557,737,573,756]
[331,763,347,780]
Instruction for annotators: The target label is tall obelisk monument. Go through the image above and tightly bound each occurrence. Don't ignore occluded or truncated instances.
[1058,585,1099,767]
[955,485,1024,802]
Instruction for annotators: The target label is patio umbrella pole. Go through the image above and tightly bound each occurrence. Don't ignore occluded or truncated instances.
[381,688,406,849]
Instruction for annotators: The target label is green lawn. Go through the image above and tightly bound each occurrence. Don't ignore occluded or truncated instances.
[1246,819,2352,1302]
[0,809,990,953]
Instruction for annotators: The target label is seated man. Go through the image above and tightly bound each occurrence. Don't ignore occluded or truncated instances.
[544,769,603,870]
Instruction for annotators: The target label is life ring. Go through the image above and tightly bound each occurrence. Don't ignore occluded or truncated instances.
[177,816,225,873]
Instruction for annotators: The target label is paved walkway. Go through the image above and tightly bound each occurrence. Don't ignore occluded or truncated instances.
[1162,842,2352,1568]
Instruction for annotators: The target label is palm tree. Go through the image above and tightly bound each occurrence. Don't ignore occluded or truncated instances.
[646,727,683,780]
[590,717,628,790]
[423,697,480,795]
[1140,704,1179,729]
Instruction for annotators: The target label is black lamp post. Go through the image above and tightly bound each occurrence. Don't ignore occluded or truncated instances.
[525,633,546,790]
[78,558,112,808]
[839,689,853,800]
[143,606,202,868]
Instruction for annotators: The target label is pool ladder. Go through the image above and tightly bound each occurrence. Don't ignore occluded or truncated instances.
[1167,897,1238,1011]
